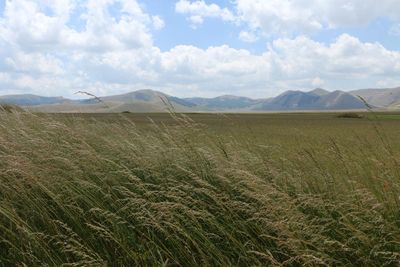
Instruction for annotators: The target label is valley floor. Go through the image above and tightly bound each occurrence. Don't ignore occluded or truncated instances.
[1,112,400,266]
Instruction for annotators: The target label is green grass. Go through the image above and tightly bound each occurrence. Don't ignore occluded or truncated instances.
[368,114,400,120]
[1,112,400,266]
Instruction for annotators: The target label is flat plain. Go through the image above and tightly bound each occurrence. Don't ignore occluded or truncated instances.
[1,111,400,266]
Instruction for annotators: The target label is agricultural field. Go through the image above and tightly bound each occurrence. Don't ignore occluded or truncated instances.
[1,111,400,266]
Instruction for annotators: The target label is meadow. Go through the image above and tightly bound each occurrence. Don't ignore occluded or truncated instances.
[0,111,400,266]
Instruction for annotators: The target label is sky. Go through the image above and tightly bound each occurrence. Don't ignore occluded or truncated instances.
[0,0,400,98]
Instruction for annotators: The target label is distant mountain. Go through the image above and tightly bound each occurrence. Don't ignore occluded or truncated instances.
[350,87,400,107]
[317,90,366,109]
[0,87,397,113]
[0,94,68,106]
[28,89,197,113]
[256,90,320,110]
[97,89,196,112]
[100,89,166,103]
[185,95,258,110]
[255,89,365,110]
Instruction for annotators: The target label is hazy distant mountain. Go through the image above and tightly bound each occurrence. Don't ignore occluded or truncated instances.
[98,90,196,112]
[0,87,397,112]
[185,95,258,110]
[28,89,196,113]
[101,89,194,107]
[316,90,366,109]
[0,94,68,106]
[350,87,400,107]
[256,90,320,110]
[255,89,365,110]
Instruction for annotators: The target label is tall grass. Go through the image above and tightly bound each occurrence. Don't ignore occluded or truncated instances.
[0,112,399,266]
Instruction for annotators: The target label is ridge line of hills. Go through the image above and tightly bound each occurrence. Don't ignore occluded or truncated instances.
[1,87,400,112]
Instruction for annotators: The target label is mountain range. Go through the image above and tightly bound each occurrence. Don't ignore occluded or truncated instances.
[1,87,399,113]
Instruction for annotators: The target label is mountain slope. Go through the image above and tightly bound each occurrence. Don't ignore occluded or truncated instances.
[255,89,365,110]
[99,89,196,112]
[256,90,320,110]
[350,87,400,107]
[316,90,366,109]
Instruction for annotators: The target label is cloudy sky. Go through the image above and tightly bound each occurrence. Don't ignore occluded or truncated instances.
[0,0,400,98]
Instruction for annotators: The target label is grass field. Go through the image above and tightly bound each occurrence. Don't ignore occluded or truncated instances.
[1,111,400,266]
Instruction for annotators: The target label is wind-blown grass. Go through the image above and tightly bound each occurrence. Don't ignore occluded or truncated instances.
[0,112,399,266]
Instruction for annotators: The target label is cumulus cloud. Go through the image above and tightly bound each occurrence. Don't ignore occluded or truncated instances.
[0,0,160,96]
[270,34,400,79]
[235,0,323,37]
[11,34,400,97]
[1,0,400,98]
[1,0,155,53]
[74,34,400,97]
[239,31,258,43]
[175,0,236,28]
[152,16,165,30]
[176,0,400,39]
[237,0,400,36]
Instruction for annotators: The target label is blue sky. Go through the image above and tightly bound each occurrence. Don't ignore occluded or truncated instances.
[145,0,263,52]
[0,0,400,98]
[146,1,400,53]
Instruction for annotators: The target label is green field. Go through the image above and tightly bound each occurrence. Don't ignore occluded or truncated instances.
[1,112,400,266]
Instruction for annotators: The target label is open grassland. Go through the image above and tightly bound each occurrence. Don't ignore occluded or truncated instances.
[1,111,400,266]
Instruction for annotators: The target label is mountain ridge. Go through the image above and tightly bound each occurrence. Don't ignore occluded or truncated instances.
[1,87,399,112]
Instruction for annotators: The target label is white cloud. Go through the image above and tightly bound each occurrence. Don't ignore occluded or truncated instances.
[152,16,165,30]
[188,15,203,28]
[235,0,400,38]
[175,0,236,27]
[50,34,400,97]
[5,51,64,75]
[1,0,400,98]
[0,0,161,96]
[314,0,400,27]
[175,1,400,39]
[1,0,155,53]
[269,34,400,79]
[239,31,258,43]
[235,0,323,37]
[237,0,400,37]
